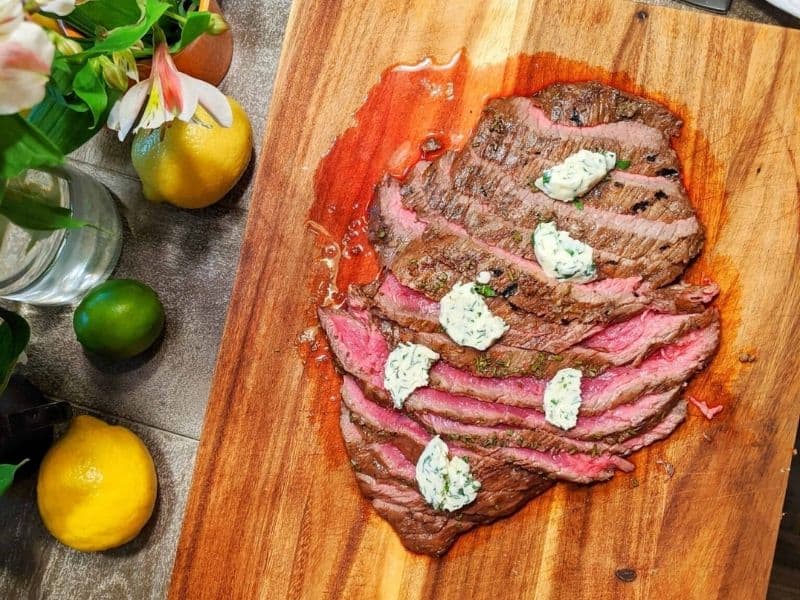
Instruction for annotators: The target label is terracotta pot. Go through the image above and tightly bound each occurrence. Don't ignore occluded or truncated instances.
[173,0,234,86]
[137,0,234,86]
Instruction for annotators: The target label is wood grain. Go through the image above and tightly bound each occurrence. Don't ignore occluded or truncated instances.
[169,1,800,598]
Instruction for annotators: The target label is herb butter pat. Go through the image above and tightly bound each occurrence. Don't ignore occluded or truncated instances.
[416,436,480,512]
[533,222,597,282]
[543,368,583,430]
[439,282,509,350]
[535,149,616,201]
[384,343,439,408]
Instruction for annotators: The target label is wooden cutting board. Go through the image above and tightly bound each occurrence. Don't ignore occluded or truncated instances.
[169,1,800,598]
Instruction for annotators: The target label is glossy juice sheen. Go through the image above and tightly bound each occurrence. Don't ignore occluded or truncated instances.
[306,50,734,411]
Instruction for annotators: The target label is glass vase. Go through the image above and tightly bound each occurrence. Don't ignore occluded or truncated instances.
[0,164,122,305]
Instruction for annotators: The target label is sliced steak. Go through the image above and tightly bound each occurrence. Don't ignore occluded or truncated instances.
[319,305,719,417]
[429,320,719,415]
[341,409,554,555]
[360,274,717,376]
[372,182,714,322]
[530,81,682,136]
[414,399,686,456]
[402,386,681,444]
[342,375,633,484]
[397,156,701,286]
[468,95,679,177]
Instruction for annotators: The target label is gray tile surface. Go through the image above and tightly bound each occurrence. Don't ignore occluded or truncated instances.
[0,410,197,600]
[0,1,796,599]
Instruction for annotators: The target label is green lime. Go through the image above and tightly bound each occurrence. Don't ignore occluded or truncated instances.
[73,279,165,359]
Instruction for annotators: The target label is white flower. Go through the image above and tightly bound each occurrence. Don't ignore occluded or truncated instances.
[36,0,76,17]
[0,1,54,115]
[107,42,231,141]
[0,0,23,36]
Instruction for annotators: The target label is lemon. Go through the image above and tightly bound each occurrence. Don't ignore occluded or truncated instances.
[37,415,157,552]
[73,279,165,360]
[131,96,252,209]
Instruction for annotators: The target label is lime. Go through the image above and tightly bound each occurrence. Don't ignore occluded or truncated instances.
[73,279,165,359]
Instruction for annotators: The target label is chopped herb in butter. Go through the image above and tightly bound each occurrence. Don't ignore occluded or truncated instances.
[533,222,597,283]
[416,436,480,512]
[534,149,616,201]
[543,368,583,430]
[439,282,509,350]
[384,342,439,409]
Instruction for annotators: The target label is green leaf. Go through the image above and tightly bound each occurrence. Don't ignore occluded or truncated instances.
[0,460,30,496]
[474,284,497,298]
[27,87,121,155]
[0,115,64,180]
[78,0,171,57]
[170,11,211,52]
[615,159,631,170]
[0,307,30,395]
[574,200,585,211]
[0,186,90,231]
[72,62,108,127]
[60,0,151,36]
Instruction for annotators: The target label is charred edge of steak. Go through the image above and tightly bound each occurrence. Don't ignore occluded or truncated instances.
[529,81,683,137]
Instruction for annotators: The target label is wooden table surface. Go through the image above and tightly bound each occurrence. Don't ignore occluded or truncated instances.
[168,1,800,598]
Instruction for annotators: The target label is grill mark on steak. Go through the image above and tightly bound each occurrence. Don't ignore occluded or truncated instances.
[529,81,683,136]
[468,97,679,177]
[428,320,719,416]
[396,154,703,284]
[370,173,715,322]
[397,161,700,286]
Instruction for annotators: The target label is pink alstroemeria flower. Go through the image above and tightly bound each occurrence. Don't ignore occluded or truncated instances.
[0,0,54,114]
[108,42,232,141]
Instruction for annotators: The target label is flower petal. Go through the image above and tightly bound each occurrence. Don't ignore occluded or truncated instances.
[107,78,150,140]
[0,21,54,114]
[152,42,183,116]
[0,0,23,37]
[0,69,48,114]
[135,77,171,133]
[37,0,76,17]
[188,75,232,127]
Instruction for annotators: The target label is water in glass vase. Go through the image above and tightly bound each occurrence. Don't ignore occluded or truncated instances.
[0,165,122,305]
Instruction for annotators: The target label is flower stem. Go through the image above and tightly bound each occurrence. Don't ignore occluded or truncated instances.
[164,10,187,25]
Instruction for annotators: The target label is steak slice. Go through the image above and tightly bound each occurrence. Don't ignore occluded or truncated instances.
[341,408,554,555]
[370,181,717,322]
[428,320,719,416]
[468,95,679,177]
[398,155,702,286]
[342,375,633,484]
[359,274,717,377]
[319,306,719,417]
[413,399,686,456]
[530,81,682,135]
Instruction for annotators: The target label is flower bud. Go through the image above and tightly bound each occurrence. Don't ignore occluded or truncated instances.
[207,13,229,36]
[96,55,128,92]
[47,31,82,56]
[112,49,138,83]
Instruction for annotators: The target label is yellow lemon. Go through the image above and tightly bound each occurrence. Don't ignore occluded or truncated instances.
[37,415,158,552]
[131,96,252,209]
